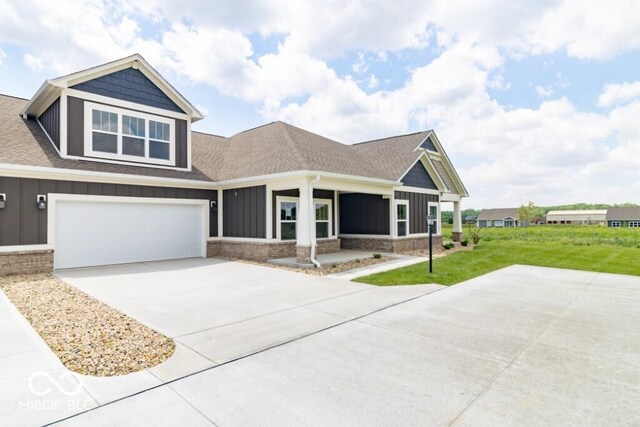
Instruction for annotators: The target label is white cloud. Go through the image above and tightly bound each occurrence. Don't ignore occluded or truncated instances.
[0,47,5,65]
[512,0,640,60]
[598,81,640,108]
[1,0,640,208]
[535,85,554,98]
[367,74,379,89]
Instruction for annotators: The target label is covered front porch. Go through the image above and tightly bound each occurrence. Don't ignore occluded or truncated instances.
[267,175,452,267]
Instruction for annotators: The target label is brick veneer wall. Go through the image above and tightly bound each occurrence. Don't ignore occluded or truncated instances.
[207,238,341,262]
[341,235,443,253]
[0,250,54,275]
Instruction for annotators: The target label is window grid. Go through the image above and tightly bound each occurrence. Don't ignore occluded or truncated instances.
[87,103,174,165]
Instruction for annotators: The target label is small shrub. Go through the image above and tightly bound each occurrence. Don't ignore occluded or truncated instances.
[372,253,382,259]
[470,227,482,244]
[461,239,469,247]
[443,242,455,250]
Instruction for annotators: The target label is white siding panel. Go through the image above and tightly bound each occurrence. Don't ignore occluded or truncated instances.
[55,200,204,269]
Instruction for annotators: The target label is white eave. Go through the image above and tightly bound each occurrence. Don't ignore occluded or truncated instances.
[19,54,203,122]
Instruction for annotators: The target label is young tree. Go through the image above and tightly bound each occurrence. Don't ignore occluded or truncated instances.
[518,201,536,242]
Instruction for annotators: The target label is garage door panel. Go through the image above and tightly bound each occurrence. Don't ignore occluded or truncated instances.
[54,200,205,269]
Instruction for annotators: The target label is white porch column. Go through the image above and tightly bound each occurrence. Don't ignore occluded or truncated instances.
[452,200,463,242]
[389,192,396,237]
[296,179,312,263]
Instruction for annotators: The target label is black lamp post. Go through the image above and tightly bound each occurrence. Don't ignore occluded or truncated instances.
[426,214,435,273]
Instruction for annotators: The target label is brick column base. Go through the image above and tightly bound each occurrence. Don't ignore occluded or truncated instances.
[452,232,463,242]
[296,245,312,264]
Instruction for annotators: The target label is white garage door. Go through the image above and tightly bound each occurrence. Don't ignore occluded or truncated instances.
[54,198,206,269]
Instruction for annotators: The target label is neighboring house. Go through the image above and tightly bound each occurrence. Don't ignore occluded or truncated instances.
[476,208,521,228]
[606,208,640,228]
[546,210,607,225]
[0,54,468,274]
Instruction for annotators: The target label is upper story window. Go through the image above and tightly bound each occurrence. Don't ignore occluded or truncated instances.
[85,102,174,166]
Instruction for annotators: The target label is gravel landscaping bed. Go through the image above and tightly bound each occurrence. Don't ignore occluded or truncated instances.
[0,273,175,377]
[226,255,394,276]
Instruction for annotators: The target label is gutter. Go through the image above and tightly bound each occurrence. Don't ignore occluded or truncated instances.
[309,174,321,268]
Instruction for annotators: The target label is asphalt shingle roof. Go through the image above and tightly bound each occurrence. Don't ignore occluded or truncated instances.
[606,207,640,221]
[1,94,461,190]
[351,132,428,181]
[477,208,520,221]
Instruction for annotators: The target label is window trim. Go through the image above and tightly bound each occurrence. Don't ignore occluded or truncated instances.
[395,200,409,237]
[314,198,333,239]
[629,221,640,228]
[275,196,334,241]
[611,221,621,228]
[84,101,175,167]
[276,196,299,241]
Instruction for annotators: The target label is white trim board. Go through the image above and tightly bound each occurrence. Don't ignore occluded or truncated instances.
[0,163,216,189]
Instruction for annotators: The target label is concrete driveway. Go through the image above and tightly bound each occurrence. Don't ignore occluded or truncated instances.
[48,263,640,426]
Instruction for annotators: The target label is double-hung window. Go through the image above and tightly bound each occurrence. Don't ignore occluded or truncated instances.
[629,221,640,228]
[315,201,331,238]
[279,200,298,240]
[396,201,409,236]
[85,102,174,166]
[611,221,621,228]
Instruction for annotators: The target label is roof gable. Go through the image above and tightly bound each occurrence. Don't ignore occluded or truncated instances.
[20,54,202,121]
[401,159,438,190]
[71,68,184,113]
[420,136,438,152]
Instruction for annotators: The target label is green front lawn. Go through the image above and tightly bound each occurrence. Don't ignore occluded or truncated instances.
[355,241,640,286]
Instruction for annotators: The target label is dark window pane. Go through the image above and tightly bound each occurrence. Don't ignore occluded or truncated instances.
[92,132,117,153]
[315,203,329,221]
[123,115,145,137]
[397,204,407,220]
[398,221,407,236]
[149,140,170,160]
[123,136,145,157]
[316,222,329,238]
[280,202,297,221]
[92,110,100,129]
[150,121,170,141]
[281,222,296,240]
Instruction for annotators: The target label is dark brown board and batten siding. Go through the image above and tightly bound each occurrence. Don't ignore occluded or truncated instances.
[0,176,217,246]
[67,96,188,169]
[223,185,266,238]
[38,98,60,150]
[339,193,390,235]
[395,191,439,234]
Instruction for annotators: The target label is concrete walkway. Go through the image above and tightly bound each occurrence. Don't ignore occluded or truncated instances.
[50,264,640,426]
[0,258,442,426]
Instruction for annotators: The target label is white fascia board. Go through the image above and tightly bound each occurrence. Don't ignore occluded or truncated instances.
[394,185,440,195]
[428,131,469,197]
[218,170,399,189]
[0,163,217,190]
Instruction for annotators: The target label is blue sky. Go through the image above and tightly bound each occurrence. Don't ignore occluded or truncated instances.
[1,0,639,208]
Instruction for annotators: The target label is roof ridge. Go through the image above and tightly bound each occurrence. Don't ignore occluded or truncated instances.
[279,121,311,170]
[353,130,430,145]
[191,129,229,139]
[0,93,29,101]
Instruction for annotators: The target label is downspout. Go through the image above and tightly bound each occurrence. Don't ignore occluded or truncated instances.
[309,175,321,268]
